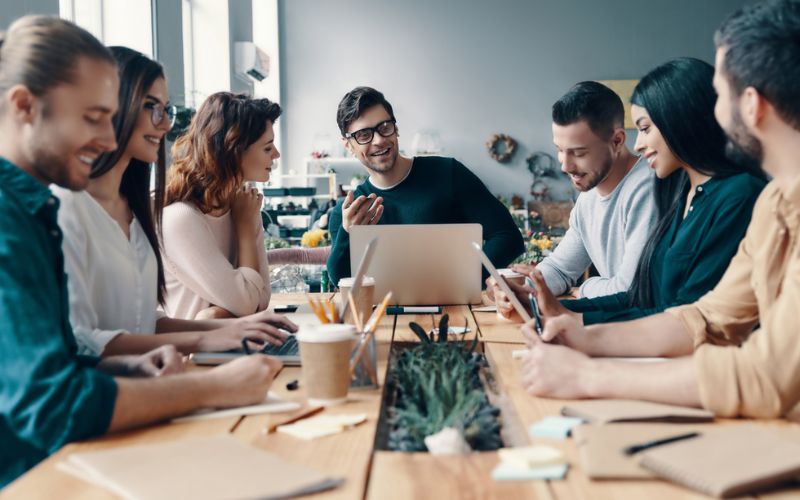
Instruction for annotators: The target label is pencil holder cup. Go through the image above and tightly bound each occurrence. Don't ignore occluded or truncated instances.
[350,334,378,390]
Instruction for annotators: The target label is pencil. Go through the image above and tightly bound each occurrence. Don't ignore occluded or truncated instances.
[347,291,364,331]
[264,405,324,434]
[350,292,392,378]
[306,295,329,324]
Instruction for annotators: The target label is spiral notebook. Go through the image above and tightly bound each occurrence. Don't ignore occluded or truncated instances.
[637,426,800,498]
[560,399,714,424]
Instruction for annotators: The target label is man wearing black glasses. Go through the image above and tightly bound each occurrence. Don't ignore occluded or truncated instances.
[326,86,524,284]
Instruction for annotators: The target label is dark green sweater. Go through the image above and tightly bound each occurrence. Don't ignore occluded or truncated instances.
[563,172,766,324]
[327,156,524,284]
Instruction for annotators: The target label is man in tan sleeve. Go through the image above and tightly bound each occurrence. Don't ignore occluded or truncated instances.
[516,0,800,419]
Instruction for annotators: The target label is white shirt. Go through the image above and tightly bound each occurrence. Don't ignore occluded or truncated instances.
[53,187,161,356]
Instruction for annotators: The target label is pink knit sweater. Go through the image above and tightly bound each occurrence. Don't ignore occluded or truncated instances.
[160,202,271,319]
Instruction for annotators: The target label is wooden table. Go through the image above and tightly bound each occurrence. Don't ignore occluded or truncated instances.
[4,294,800,499]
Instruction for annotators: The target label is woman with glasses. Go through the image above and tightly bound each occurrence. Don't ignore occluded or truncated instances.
[54,47,295,356]
[160,92,282,320]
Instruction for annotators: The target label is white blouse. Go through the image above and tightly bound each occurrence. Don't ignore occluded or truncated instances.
[160,201,271,319]
[53,187,160,356]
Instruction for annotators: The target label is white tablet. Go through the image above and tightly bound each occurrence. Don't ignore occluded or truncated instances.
[471,242,532,322]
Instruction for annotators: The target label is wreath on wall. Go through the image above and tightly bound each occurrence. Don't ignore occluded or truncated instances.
[485,133,517,163]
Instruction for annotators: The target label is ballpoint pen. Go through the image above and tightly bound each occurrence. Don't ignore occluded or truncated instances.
[623,432,700,455]
[525,277,544,336]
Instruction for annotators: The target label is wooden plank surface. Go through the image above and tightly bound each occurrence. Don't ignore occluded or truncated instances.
[8,292,800,500]
[2,417,240,499]
[367,451,554,500]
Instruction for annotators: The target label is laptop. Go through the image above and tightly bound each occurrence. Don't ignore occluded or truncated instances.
[349,224,483,305]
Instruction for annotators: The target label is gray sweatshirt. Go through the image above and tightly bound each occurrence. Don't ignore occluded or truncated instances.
[537,156,656,298]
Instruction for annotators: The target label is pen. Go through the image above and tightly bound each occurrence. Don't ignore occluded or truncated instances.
[386,306,441,315]
[623,432,700,455]
[264,405,324,434]
[525,277,544,337]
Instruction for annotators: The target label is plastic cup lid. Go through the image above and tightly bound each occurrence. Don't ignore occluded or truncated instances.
[337,275,376,288]
[296,323,358,343]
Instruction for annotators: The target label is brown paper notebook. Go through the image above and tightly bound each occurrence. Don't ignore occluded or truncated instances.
[637,426,800,498]
[57,435,342,500]
[561,399,714,424]
[573,423,706,479]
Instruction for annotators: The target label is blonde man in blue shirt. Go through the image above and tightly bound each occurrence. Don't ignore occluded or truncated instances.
[0,16,282,486]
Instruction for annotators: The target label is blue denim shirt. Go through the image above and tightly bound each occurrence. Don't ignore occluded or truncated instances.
[0,157,117,487]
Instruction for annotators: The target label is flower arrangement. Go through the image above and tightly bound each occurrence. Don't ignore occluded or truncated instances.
[514,231,556,265]
[300,228,330,248]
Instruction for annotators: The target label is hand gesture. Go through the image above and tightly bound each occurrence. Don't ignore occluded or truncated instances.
[341,191,384,233]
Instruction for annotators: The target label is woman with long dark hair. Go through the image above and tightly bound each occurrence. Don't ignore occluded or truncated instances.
[54,47,295,356]
[161,92,281,320]
[495,57,767,324]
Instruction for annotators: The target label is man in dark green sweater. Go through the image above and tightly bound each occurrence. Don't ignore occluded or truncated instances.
[327,87,524,285]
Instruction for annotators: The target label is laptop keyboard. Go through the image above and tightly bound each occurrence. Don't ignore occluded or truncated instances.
[260,334,299,356]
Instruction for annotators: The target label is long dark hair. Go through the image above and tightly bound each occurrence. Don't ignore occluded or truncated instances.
[627,57,766,308]
[91,46,167,304]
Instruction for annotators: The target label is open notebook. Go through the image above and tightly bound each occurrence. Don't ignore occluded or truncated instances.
[637,425,800,498]
[561,399,714,424]
[58,436,342,500]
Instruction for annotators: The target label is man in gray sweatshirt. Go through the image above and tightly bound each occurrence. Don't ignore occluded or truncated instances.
[532,82,656,298]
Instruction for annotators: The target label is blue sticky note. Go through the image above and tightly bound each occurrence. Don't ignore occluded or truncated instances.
[491,463,569,481]
[528,416,584,439]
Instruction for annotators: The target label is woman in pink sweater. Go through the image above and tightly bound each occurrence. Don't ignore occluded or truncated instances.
[162,92,280,319]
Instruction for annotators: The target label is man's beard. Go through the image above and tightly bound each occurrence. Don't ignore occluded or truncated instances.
[364,149,398,174]
[575,154,613,192]
[723,106,764,171]
[32,146,90,191]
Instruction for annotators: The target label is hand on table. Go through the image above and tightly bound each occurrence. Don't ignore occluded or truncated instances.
[202,319,291,352]
[97,345,185,378]
[205,355,283,408]
[342,191,384,232]
[519,336,594,400]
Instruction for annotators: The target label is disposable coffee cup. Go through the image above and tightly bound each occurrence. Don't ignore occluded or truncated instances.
[496,269,525,320]
[497,268,525,286]
[297,324,358,406]
[338,276,376,327]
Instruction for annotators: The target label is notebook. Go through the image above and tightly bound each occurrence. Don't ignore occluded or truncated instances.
[561,400,714,424]
[637,425,800,498]
[58,435,342,500]
[572,423,705,479]
[172,392,301,423]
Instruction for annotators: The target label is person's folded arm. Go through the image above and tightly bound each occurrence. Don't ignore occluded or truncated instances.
[536,218,592,296]
[162,205,268,317]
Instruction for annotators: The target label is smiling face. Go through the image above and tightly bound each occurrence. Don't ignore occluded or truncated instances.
[343,104,399,174]
[552,120,614,192]
[126,76,171,164]
[631,104,682,179]
[239,120,280,182]
[22,56,119,189]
